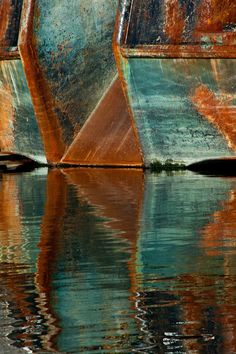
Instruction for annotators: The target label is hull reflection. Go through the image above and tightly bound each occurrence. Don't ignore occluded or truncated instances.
[0,169,236,353]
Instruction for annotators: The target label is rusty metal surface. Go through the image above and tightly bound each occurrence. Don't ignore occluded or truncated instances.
[62,77,143,166]
[0,60,46,163]
[117,0,236,58]
[19,0,137,165]
[114,0,236,165]
[0,0,23,56]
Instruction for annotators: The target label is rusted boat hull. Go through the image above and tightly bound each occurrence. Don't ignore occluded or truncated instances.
[0,0,142,166]
[114,0,236,166]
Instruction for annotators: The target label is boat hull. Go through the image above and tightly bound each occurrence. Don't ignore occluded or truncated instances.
[114,0,236,166]
[0,0,142,166]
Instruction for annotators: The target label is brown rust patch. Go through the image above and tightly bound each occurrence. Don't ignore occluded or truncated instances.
[62,77,143,166]
[0,0,11,46]
[164,0,185,44]
[19,0,66,163]
[0,0,23,50]
[0,70,15,152]
[194,0,236,39]
[191,84,236,152]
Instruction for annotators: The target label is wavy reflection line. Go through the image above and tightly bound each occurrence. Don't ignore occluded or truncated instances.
[35,169,67,351]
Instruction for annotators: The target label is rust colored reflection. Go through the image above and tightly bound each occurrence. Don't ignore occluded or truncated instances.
[199,182,236,353]
[63,168,144,244]
[174,181,236,353]
[0,174,38,349]
[35,170,67,351]
[0,171,66,351]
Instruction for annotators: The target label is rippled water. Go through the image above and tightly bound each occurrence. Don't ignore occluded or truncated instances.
[0,168,236,353]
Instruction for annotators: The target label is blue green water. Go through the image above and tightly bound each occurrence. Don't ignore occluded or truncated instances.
[0,168,236,353]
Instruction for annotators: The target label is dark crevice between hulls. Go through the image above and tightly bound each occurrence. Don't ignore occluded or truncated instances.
[0,153,43,173]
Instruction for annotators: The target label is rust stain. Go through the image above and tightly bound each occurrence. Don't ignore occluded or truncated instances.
[0,70,14,152]
[191,84,236,152]
[164,0,185,44]
[62,77,143,166]
[199,185,236,352]
[194,0,236,40]
[19,0,66,163]
[0,0,11,47]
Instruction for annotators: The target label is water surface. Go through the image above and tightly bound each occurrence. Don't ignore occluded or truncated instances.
[0,168,236,353]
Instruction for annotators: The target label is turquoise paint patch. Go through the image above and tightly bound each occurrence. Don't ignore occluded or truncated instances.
[123,58,235,164]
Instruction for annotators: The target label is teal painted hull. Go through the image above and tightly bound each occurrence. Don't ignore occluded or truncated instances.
[114,0,236,166]
[119,58,236,165]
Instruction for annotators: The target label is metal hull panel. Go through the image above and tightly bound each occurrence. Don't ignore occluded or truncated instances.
[0,59,46,163]
[119,58,236,165]
[18,0,140,165]
[114,0,236,165]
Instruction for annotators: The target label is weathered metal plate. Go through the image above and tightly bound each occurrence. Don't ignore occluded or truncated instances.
[117,0,236,58]
[62,77,143,166]
[0,60,46,163]
[18,0,140,166]
[0,0,23,57]
[114,0,236,165]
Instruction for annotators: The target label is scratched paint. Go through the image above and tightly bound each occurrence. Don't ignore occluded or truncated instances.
[0,60,46,162]
[115,0,236,165]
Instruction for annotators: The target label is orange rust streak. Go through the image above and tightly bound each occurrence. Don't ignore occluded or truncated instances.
[164,0,185,44]
[36,170,67,292]
[19,0,66,163]
[191,85,236,152]
[0,76,14,151]
[62,77,143,166]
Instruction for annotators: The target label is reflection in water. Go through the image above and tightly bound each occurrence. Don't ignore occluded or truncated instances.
[0,169,236,352]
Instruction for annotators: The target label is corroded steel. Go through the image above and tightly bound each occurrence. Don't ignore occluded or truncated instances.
[114,0,236,165]
[62,77,142,166]
[0,0,22,58]
[0,60,46,162]
[18,0,141,165]
[0,0,142,166]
